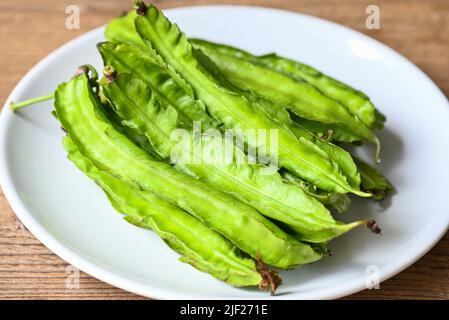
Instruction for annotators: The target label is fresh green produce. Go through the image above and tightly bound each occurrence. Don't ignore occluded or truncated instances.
[99,41,366,194]
[281,171,351,214]
[103,9,390,196]
[354,157,395,200]
[98,42,217,131]
[103,17,368,209]
[256,54,386,130]
[105,11,144,47]
[102,13,366,145]
[10,1,394,294]
[190,38,385,130]
[104,12,379,133]
[133,4,374,196]
[103,9,392,198]
[101,70,369,242]
[191,40,377,141]
[55,73,323,269]
[63,136,270,289]
[193,48,365,190]
[290,114,362,143]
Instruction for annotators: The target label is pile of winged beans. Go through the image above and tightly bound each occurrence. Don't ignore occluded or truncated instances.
[12,1,394,294]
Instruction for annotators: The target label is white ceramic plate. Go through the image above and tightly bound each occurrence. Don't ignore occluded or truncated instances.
[1,6,449,300]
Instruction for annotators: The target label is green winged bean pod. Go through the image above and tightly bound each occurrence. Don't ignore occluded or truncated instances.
[191,47,364,146]
[63,136,267,289]
[354,157,395,200]
[101,71,368,242]
[103,9,370,194]
[188,38,379,149]
[55,73,323,269]
[254,54,386,130]
[281,172,351,214]
[103,11,381,151]
[192,50,364,198]
[190,38,386,130]
[97,42,217,130]
[290,115,363,144]
[132,4,373,195]
[105,11,144,47]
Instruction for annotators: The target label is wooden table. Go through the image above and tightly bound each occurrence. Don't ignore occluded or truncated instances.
[1,0,448,300]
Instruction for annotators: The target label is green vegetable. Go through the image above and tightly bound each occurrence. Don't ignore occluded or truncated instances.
[63,136,268,289]
[103,13,363,144]
[255,54,386,130]
[105,11,360,142]
[105,11,144,47]
[132,4,371,195]
[101,71,367,242]
[354,157,395,200]
[103,9,376,194]
[282,171,351,214]
[289,124,361,188]
[55,73,323,269]
[103,17,365,202]
[9,2,392,294]
[190,38,385,130]
[97,42,217,131]
[189,39,380,150]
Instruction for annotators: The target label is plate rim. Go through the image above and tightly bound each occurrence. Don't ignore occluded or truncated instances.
[1,5,449,300]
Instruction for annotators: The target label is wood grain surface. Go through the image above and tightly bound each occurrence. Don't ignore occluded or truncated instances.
[1,0,449,300]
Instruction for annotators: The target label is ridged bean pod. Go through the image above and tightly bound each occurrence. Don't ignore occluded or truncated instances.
[354,156,395,200]
[54,73,322,269]
[98,42,216,131]
[101,71,368,242]
[190,38,386,130]
[104,11,144,47]
[132,4,372,195]
[189,39,379,147]
[63,136,266,288]
[103,11,363,145]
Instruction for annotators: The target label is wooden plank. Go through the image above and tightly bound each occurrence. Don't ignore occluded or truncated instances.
[0,0,448,299]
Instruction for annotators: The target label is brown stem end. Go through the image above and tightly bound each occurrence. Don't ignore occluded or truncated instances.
[256,255,282,295]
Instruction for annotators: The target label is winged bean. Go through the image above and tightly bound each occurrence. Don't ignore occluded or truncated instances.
[354,156,395,200]
[189,39,379,145]
[103,9,370,192]
[281,171,351,214]
[191,38,385,130]
[133,4,373,195]
[101,71,368,242]
[63,136,266,288]
[55,73,323,268]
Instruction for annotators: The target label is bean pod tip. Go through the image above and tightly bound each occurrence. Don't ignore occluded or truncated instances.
[256,257,282,295]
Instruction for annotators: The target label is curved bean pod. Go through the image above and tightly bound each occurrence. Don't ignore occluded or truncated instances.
[354,156,395,200]
[190,38,385,130]
[188,38,378,145]
[63,136,266,288]
[55,74,322,269]
[133,4,372,194]
[101,72,367,242]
